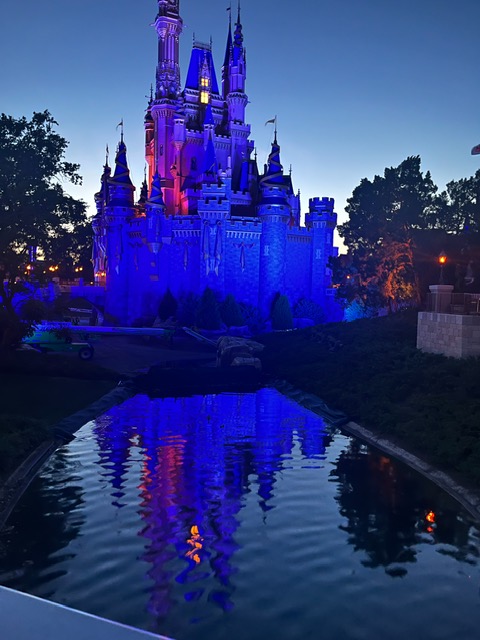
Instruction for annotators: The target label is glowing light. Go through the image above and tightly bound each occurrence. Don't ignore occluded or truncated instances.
[438,252,447,265]
[426,510,436,524]
[186,525,203,564]
[200,90,209,104]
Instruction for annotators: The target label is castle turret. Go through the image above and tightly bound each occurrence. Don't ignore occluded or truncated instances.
[258,133,291,318]
[104,134,136,324]
[225,6,250,179]
[92,154,110,285]
[144,91,155,188]
[146,171,166,254]
[305,197,338,307]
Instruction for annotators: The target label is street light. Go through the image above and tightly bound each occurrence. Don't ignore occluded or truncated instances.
[438,251,447,284]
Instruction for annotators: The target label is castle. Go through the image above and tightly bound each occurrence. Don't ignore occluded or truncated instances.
[92,0,340,326]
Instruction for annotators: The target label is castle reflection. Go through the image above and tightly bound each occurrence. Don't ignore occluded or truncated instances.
[91,389,331,618]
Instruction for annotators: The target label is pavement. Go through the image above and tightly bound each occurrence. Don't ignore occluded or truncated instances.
[90,334,216,375]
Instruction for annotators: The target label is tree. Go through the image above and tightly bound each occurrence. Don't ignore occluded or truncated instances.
[158,288,178,321]
[271,294,293,330]
[196,287,222,330]
[0,111,87,347]
[434,170,480,234]
[220,293,244,328]
[333,157,439,313]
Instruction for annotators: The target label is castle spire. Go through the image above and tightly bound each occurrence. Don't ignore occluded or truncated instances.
[261,134,284,186]
[203,130,218,181]
[154,0,183,100]
[108,134,135,207]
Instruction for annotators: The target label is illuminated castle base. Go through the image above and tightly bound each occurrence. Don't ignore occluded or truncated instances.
[92,1,341,325]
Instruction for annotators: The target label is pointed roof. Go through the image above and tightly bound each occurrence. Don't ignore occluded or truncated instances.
[223,16,233,67]
[185,44,220,94]
[204,103,215,127]
[148,171,166,208]
[203,131,218,179]
[233,5,244,63]
[260,135,284,187]
[138,178,148,205]
[94,160,111,205]
[110,140,134,188]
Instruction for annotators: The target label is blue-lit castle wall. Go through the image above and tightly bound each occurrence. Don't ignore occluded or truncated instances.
[92,1,342,325]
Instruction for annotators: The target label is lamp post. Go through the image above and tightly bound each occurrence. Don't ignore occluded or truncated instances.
[438,251,447,285]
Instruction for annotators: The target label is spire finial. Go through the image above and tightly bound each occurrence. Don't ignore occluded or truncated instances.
[237,0,241,23]
[274,115,278,144]
[116,118,124,144]
[105,144,109,166]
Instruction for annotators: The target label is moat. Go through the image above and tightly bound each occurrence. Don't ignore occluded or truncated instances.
[1,388,480,640]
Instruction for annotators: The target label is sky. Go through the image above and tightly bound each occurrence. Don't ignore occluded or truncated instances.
[2,0,480,250]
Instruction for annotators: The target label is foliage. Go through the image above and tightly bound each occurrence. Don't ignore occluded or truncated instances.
[158,288,178,321]
[0,111,87,348]
[332,157,442,312]
[271,294,293,330]
[259,311,480,487]
[220,294,244,328]
[239,302,265,334]
[434,170,480,234]
[177,292,200,327]
[293,298,325,325]
[196,287,222,330]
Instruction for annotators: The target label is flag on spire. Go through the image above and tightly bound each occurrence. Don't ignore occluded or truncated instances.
[471,143,480,156]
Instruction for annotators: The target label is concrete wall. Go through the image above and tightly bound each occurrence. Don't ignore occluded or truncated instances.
[417,312,480,358]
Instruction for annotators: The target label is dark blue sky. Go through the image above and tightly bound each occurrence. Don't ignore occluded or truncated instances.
[2,0,480,245]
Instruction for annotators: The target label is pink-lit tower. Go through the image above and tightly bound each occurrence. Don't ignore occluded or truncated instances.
[150,0,183,213]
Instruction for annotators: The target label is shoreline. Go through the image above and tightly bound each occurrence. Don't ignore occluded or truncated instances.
[2,375,480,532]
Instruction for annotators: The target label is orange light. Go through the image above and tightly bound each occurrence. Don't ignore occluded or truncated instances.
[426,510,436,524]
[438,252,447,265]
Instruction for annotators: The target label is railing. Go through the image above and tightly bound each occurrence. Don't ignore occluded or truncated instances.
[425,292,480,315]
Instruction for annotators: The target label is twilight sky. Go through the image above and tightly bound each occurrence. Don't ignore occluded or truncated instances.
[2,0,480,248]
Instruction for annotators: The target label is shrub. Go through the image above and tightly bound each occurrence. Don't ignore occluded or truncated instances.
[271,294,293,330]
[293,298,325,325]
[239,303,265,334]
[158,288,178,321]
[196,287,222,330]
[220,294,244,328]
[177,292,200,327]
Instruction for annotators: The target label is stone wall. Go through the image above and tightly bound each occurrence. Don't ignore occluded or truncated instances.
[417,312,480,358]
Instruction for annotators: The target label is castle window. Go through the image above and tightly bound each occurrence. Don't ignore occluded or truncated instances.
[200,77,209,87]
[200,90,209,104]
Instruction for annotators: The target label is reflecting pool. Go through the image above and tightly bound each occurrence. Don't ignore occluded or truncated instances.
[1,388,480,640]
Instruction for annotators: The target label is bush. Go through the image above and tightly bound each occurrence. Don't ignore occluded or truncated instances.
[293,298,325,325]
[271,294,293,330]
[220,294,244,328]
[196,287,222,330]
[177,292,200,327]
[158,288,178,321]
[239,303,265,334]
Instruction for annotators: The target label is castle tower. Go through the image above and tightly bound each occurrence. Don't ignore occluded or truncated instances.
[151,0,184,213]
[305,197,337,306]
[225,7,250,181]
[104,134,136,324]
[144,91,155,188]
[92,153,110,285]
[258,133,291,318]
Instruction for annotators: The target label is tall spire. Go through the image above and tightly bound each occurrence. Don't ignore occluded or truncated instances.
[154,0,183,100]
[222,5,233,97]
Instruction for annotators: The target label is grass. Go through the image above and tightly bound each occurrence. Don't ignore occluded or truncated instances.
[259,311,480,488]
[0,350,117,479]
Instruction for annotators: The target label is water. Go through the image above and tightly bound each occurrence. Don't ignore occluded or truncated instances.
[1,388,480,640]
